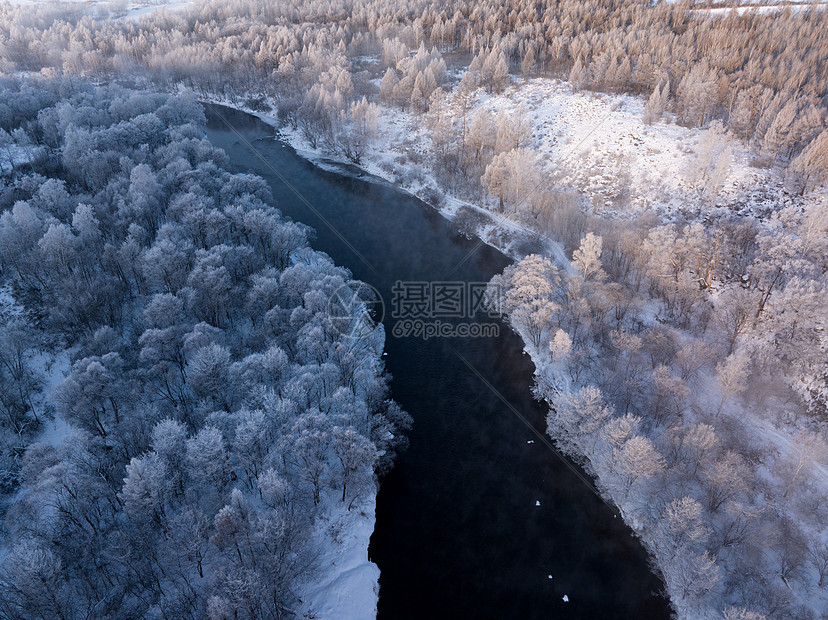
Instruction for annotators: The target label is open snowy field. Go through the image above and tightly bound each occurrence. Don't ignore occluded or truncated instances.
[4,0,194,20]
[280,75,823,244]
[669,0,828,13]
[466,79,797,219]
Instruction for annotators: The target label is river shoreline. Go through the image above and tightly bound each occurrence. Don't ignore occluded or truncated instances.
[202,100,671,619]
[199,97,558,264]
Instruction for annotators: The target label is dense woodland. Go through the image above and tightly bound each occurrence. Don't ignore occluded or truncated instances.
[0,76,409,619]
[0,0,827,618]
[0,0,826,183]
[489,198,828,617]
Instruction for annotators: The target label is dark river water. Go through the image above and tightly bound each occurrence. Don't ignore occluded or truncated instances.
[203,104,669,620]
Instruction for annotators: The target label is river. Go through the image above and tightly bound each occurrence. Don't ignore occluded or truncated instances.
[203,104,669,620]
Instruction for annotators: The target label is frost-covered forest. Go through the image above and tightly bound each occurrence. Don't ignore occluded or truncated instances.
[490,208,828,617]
[0,76,409,618]
[1,0,826,180]
[0,0,827,618]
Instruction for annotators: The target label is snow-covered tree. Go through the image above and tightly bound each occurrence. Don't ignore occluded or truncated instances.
[572,232,605,281]
[481,148,541,212]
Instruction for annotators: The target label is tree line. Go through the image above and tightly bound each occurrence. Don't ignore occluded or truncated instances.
[0,75,410,619]
[488,194,828,618]
[0,0,825,181]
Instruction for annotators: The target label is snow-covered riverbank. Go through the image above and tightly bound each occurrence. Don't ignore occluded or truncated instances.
[210,72,823,273]
[206,98,554,266]
[298,495,380,620]
[209,80,828,617]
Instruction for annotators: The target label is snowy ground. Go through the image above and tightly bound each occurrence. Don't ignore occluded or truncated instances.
[460,78,799,219]
[298,493,380,620]
[0,287,70,561]
[694,3,827,15]
[0,285,21,318]
[668,0,828,11]
[0,144,33,176]
[4,0,195,21]
[0,287,70,445]
[685,0,828,15]
[414,77,813,221]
